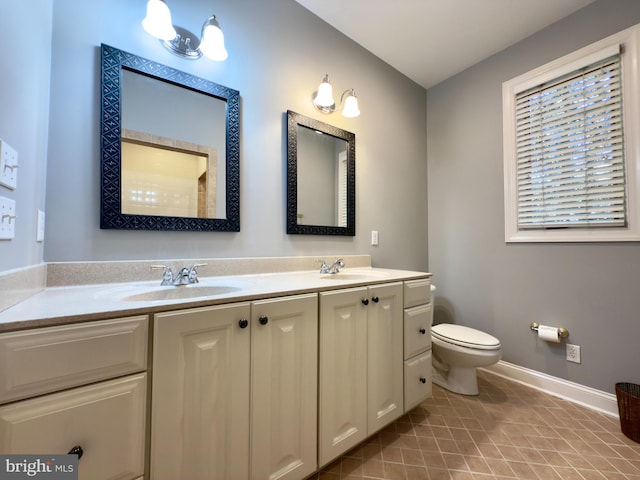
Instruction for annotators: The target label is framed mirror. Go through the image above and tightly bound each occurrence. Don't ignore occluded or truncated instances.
[100,44,240,231]
[286,111,355,236]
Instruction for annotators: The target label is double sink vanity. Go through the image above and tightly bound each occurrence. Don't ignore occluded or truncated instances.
[0,37,432,480]
[0,257,432,480]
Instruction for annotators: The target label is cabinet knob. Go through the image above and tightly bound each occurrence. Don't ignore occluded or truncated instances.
[361,299,369,306]
[372,296,379,303]
[419,377,427,384]
[259,315,269,325]
[238,319,249,329]
[419,328,426,335]
[68,445,83,459]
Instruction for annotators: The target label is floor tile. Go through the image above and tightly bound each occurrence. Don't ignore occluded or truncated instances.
[307,371,640,479]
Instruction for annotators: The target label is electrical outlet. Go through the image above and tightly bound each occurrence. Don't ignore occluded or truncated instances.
[566,344,581,363]
[371,230,379,246]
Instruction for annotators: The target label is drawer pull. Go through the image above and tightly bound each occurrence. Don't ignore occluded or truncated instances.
[419,328,426,335]
[371,296,379,303]
[419,377,427,384]
[68,445,83,459]
[238,319,249,329]
[361,299,369,306]
[259,316,269,325]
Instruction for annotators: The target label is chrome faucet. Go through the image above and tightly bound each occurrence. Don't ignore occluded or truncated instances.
[174,267,192,285]
[319,258,345,274]
[151,263,208,286]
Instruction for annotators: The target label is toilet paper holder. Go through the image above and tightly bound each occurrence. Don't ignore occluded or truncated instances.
[530,322,569,339]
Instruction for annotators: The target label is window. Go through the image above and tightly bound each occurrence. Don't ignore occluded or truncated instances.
[502,24,640,242]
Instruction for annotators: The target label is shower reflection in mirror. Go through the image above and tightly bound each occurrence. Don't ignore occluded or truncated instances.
[120,68,226,220]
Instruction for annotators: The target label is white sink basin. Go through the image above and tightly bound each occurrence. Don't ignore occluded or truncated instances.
[122,285,242,302]
[318,269,391,281]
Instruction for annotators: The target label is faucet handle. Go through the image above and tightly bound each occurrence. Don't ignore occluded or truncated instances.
[189,263,208,269]
[316,258,330,274]
[187,263,208,283]
[330,258,345,274]
[151,265,175,286]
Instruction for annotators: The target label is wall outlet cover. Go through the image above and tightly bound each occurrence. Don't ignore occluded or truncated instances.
[566,344,581,364]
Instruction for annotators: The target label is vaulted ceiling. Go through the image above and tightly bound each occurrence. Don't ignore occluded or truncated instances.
[295,0,597,89]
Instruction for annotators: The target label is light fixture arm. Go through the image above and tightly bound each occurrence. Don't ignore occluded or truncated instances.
[339,88,356,107]
[161,25,202,59]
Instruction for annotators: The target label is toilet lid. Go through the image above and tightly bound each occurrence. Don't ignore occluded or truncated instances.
[432,324,501,351]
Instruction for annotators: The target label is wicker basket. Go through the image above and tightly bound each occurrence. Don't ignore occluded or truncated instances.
[616,382,640,443]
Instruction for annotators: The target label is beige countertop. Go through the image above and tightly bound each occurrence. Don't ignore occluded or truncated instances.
[0,267,430,333]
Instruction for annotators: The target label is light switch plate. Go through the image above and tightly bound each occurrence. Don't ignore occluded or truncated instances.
[0,139,18,190]
[0,196,16,240]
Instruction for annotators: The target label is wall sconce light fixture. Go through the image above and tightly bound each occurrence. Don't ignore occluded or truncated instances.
[142,0,228,61]
[312,75,360,118]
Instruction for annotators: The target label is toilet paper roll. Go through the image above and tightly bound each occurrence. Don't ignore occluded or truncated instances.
[538,325,561,343]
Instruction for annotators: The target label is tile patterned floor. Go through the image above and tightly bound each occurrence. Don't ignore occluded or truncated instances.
[309,371,640,480]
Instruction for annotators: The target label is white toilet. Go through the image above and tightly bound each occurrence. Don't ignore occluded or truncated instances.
[431,323,502,395]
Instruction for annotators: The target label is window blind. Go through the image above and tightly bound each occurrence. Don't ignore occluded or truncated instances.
[515,53,626,229]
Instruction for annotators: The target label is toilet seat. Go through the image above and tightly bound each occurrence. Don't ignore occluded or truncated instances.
[432,324,501,351]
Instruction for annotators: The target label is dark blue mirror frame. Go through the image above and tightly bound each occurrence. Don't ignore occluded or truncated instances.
[286,110,356,236]
[100,44,240,231]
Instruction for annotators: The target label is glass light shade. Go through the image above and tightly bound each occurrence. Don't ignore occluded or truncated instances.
[342,92,360,118]
[142,0,176,41]
[199,16,228,61]
[314,78,335,108]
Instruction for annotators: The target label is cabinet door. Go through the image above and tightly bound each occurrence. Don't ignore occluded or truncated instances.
[404,350,432,411]
[367,282,404,433]
[251,293,318,480]
[318,287,368,467]
[0,374,146,480]
[151,303,251,480]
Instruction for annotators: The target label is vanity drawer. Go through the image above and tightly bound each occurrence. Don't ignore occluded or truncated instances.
[404,279,431,308]
[404,351,432,411]
[0,373,146,480]
[404,304,432,360]
[0,316,148,404]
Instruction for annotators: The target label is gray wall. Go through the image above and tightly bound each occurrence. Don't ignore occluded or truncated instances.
[37,0,428,271]
[7,0,633,395]
[427,0,640,394]
[0,0,52,271]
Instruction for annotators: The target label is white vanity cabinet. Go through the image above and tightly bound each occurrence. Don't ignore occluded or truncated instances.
[250,293,318,480]
[0,316,148,480]
[403,279,433,411]
[150,293,318,480]
[318,282,403,467]
[150,302,251,480]
[367,282,405,432]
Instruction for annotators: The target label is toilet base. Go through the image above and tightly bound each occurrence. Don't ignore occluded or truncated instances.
[432,365,479,396]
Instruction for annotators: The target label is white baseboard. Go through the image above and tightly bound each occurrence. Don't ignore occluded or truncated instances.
[481,361,619,418]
